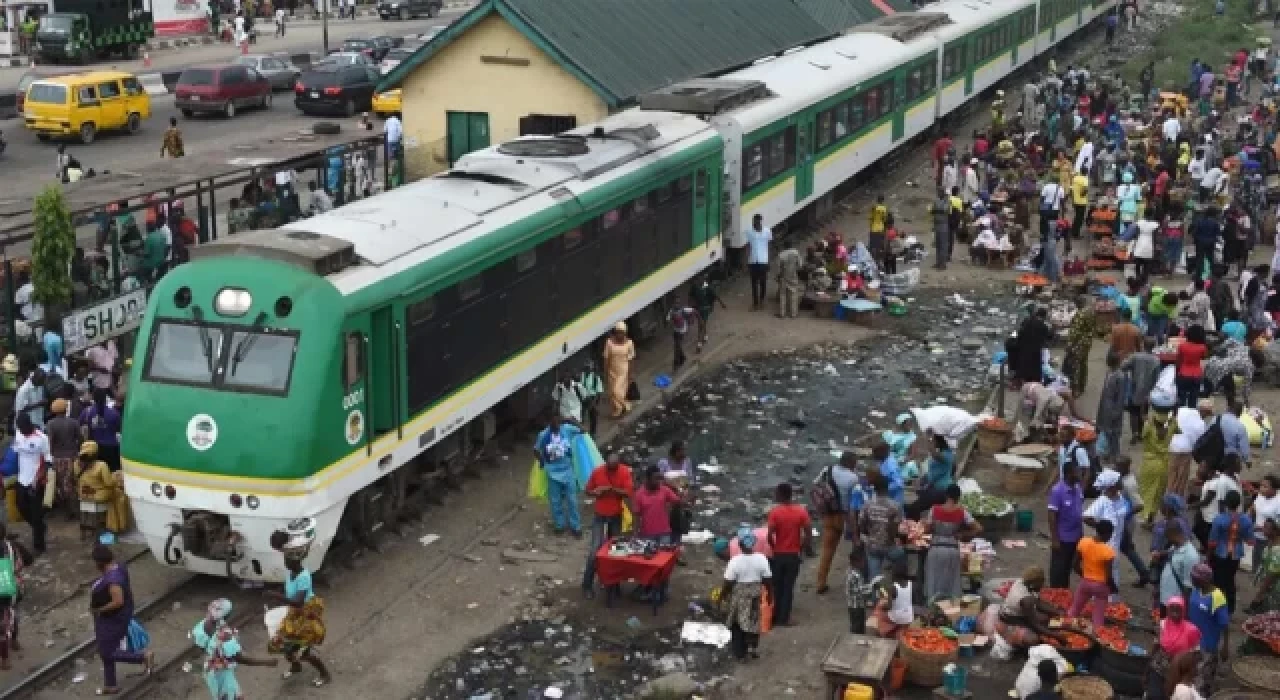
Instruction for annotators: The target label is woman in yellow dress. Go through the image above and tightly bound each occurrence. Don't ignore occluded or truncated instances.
[602,322,635,418]
[1140,408,1175,527]
[76,441,130,538]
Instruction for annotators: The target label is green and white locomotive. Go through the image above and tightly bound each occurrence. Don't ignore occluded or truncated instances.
[122,0,1111,581]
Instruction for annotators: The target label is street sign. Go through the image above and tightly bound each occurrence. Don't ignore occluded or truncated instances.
[62,288,149,355]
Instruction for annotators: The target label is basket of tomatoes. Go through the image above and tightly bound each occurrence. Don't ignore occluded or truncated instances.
[1083,600,1133,627]
[1242,611,1280,654]
[1045,630,1098,666]
[899,628,959,687]
[1038,587,1073,613]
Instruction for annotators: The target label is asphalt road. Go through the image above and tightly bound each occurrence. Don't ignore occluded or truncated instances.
[0,9,468,92]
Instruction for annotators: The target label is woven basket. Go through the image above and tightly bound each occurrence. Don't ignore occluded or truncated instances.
[898,643,956,687]
[976,425,1012,454]
[1059,674,1113,700]
[1004,468,1037,495]
[1232,654,1280,692]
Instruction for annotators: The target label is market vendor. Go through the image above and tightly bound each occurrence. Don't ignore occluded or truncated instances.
[922,484,982,599]
[871,562,914,638]
[1018,382,1079,437]
[906,433,955,520]
[908,406,981,449]
[881,414,918,477]
[995,566,1064,649]
[1247,517,1280,612]
[1146,596,1202,700]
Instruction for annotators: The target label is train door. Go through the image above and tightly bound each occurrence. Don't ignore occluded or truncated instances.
[693,167,710,245]
[891,73,906,143]
[341,321,372,455]
[368,306,400,437]
[1010,20,1019,65]
[794,117,815,203]
[1075,0,1084,28]
[963,36,975,96]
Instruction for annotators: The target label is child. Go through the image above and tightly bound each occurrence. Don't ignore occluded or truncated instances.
[883,216,902,275]
[846,547,870,634]
[1069,520,1116,630]
[872,563,913,638]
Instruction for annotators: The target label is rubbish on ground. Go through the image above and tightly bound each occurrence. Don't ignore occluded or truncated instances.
[680,621,731,648]
[420,534,441,547]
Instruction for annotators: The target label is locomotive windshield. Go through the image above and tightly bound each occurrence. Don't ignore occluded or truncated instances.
[143,320,298,395]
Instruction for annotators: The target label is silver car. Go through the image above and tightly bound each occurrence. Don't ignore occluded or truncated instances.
[315,51,375,68]
[233,54,301,91]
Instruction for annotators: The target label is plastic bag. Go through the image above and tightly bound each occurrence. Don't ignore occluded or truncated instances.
[760,590,774,635]
[125,618,150,653]
[571,433,603,488]
[990,632,1014,661]
[621,502,634,534]
[264,606,289,639]
[1095,431,1110,458]
[526,460,548,503]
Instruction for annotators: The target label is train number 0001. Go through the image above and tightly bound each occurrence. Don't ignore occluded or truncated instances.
[342,389,365,411]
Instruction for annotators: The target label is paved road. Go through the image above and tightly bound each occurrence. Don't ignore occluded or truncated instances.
[0,10,467,91]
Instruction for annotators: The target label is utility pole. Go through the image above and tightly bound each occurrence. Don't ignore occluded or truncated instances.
[321,0,329,54]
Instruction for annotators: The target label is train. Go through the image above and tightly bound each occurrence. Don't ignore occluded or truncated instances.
[121,0,1114,582]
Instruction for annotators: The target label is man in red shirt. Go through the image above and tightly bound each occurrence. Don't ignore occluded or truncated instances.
[581,453,633,598]
[766,482,812,626]
[1153,167,1171,219]
[933,131,953,185]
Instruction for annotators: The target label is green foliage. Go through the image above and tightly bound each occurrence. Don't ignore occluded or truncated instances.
[31,185,75,314]
[1119,0,1256,89]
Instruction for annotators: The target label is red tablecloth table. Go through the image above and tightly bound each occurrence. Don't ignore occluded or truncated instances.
[594,538,680,613]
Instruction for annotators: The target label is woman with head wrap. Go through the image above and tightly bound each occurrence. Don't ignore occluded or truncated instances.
[44,396,81,518]
[602,322,635,418]
[266,530,332,686]
[1146,596,1202,700]
[721,527,772,661]
[1141,407,1177,526]
[76,441,130,538]
[881,414,918,468]
[1247,517,1280,613]
[1062,297,1099,393]
[1187,561,1229,695]
[1084,469,1128,586]
[192,598,277,699]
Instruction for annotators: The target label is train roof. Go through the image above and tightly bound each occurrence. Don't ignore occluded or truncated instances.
[927,0,1036,39]
[711,29,936,132]
[262,110,718,303]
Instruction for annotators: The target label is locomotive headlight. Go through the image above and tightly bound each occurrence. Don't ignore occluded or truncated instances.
[214,288,253,317]
[246,495,260,510]
[151,482,162,497]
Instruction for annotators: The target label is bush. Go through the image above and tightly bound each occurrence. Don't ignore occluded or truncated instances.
[31,185,75,318]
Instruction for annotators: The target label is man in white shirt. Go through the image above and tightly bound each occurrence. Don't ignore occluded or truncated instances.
[14,368,47,430]
[384,113,403,161]
[86,341,117,392]
[1039,180,1065,241]
[12,412,52,553]
[308,181,334,215]
[1201,165,1226,199]
[745,214,772,311]
[274,6,285,36]
[970,223,999,264]
[1188,153,1206,183]
[13,273,41,323]
[1075,140,1095,175]
[1162,115,1181,143]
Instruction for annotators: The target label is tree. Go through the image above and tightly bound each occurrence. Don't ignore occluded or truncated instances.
[31,185,75,319]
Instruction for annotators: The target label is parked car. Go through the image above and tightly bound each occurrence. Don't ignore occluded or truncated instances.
[379,47,414,75]
[23,70,151,144]
[294,64,380,116]
[371,89,401,116]
[317,51,375,68]
[232,54,300,91]
[175,64,273,118]
[340,37,388,61]
[376,0,442,20]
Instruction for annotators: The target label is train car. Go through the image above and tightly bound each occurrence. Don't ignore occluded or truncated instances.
[928,0,1040,117]
[121,111,724,581]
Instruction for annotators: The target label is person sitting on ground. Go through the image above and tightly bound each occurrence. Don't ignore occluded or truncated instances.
[995,566,1064,649]
[971,219,1000,264]
[871,562,913,638]
[1026,659,1063,700]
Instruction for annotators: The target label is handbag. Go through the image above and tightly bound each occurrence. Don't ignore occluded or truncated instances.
[626,381,641,401]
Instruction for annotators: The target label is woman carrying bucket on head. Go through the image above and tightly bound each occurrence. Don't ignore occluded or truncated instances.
[192,598,277,699]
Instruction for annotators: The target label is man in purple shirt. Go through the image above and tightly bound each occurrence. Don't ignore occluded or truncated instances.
[1047,462,1084,588]
[1199,67,1216,100]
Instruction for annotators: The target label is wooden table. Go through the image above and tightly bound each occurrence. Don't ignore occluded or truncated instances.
[820,634,899,699]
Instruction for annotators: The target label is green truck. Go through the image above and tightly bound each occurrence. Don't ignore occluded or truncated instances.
[34,0,153,64]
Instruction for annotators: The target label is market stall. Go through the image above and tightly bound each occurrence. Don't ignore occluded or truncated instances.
[594,537,680,614]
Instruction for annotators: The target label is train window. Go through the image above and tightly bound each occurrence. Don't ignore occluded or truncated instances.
[695,169,707,208]
[563,227,584,249]
[848,97,865,131]
[816,110,833,149]
[876,84,892,118]
[906,68,922,101]
[458,276,484,302]
[632,194,649,215]
[921,62,936,93]
[744,143,764,188]
[601,208,622,229]
[768,131,788,175]
[407,297,436,325]
[677,174,693,192]
[515,248,537,273]
[834,103,848,139]
[652,182,673,204]
[344,332,363,389]
[864,89,880,121]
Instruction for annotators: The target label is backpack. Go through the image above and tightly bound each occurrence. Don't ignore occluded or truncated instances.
[1192,416,1225,468]
[809,467,842,515]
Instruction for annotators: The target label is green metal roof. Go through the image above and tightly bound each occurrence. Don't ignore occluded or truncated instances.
[794,0,917,32]
[378,0,840,107]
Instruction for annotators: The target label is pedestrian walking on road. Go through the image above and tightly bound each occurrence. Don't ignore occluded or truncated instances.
[12,413,50,556]
[89,544,155,695]
[534,414,584,536]
[690,275,726,353]
[767,482,811,626]
[602,322,634,418]
[722,527,772,660]
[745,214,772,310]
[931,187,951,270]
[775,242,802,318]
[267,530,332,687]
[0,523,33,670]
[814,452,858,594]
[665,297,700,373]
[1047,461,1084,588]
[193,598,278,700]
[161,117,184,158]
[274,6,285,36]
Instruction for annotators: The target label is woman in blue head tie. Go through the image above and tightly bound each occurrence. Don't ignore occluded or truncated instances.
[722,526,773,661]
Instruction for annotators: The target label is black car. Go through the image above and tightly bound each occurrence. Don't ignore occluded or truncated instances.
[377,0,441,20]
[340,37,387,62]
[294,65,381,116]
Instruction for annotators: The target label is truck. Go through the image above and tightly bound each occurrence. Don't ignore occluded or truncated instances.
[34,0,154,65]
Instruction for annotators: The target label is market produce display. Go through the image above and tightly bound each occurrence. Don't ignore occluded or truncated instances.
[1242,611,1280,645]
[959,493,1012,517]
[1045,631,1093,651]
[1094,625,1128,652]
[1039,588,1073,611]
[901,628,959,654]
[1083,600,1132,623]
[899,520,930,548]
[981,416,1010,430]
